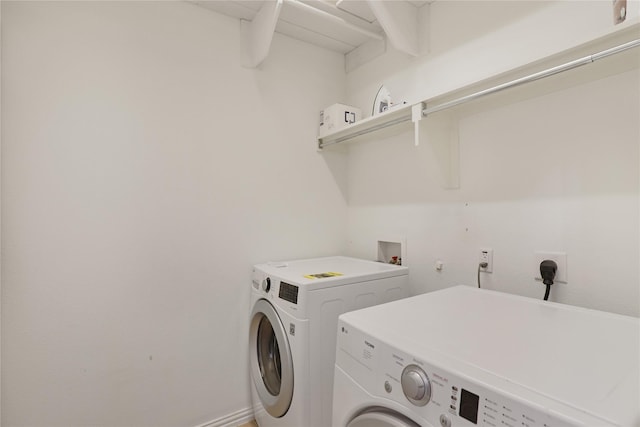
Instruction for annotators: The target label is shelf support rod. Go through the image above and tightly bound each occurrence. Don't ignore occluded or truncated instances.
[422,39,640,117]
[319,115,413,148]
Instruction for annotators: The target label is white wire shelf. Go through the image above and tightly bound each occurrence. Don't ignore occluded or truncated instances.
[317,37,640,150]
[317,103,415,149]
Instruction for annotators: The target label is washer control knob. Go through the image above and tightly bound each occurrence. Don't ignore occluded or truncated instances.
[401,364,431,406]
[262,277,271,293]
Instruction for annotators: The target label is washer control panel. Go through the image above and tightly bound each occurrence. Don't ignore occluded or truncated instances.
[336,321,589,427]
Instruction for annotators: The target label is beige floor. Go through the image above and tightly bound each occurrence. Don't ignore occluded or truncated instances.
[238,421,258,427]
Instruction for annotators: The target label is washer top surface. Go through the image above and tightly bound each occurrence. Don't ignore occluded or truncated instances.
[254,256,408,289]
[339,286,640,426]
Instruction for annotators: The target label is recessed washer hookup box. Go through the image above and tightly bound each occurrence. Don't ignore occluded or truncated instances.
[318,103,361,137]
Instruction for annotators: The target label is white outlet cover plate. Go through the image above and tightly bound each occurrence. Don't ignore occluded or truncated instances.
[534,251,567,283]
[479,248,493,273]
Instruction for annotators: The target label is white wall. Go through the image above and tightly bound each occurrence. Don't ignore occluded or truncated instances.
[345,2,640,317]
[1,2,347,426]
[0,3,3,423]
[347,0,640,108]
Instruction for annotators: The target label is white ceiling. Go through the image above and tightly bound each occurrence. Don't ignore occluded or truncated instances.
[192,0,431,54]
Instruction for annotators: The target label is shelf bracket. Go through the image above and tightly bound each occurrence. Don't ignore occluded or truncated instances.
[411,103,424,146]
[241,0,283,68]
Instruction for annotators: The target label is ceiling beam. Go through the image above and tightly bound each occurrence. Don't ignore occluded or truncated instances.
[240,0,283,68]
[366,0,420,56]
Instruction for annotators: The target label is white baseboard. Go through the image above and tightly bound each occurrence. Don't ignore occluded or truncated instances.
[194,407,254,427]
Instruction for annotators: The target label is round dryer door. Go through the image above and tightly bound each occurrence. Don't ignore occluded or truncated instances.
[249,299,294,418]
[347,409,421,427]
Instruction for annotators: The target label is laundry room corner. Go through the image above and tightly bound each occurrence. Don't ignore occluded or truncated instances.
[1,0,639,426]
[342,1,640,317]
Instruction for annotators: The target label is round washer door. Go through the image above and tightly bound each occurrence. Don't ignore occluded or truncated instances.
[347,409,421,427]
[249,299,294,418]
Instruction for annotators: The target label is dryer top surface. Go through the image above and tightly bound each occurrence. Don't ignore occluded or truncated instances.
[254,256,408,289]
[338,286,640,426]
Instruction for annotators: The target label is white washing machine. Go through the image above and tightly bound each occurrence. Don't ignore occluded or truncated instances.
[333,286,639,427]
[249,256,409,427]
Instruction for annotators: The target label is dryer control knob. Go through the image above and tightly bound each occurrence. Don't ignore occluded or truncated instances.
[401,364,431,406]
[262,277,271,293]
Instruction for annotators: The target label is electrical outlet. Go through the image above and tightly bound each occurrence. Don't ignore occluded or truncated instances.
[479,248,493,273]
[534,251,567,283]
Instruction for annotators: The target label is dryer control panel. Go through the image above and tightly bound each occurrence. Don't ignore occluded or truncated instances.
[278,281,299,304]
[335,320,614,427]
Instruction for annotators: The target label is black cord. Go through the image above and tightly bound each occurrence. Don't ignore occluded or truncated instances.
[477,262,488,288]
[540,260,557,301]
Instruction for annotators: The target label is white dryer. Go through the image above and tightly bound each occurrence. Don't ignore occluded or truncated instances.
[333,286,639,427]
[249,256,409,427]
